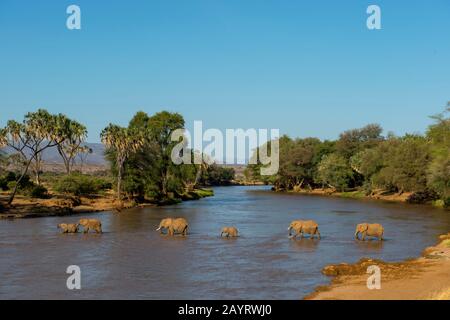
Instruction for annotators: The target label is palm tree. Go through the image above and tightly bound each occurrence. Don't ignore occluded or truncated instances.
[0,109,67,204]
[101,124,143,200]
[56,115,87,174]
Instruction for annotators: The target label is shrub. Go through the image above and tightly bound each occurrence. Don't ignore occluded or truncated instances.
[0,177,7,190]
[53,174,112,196]
[407,189,439,204]
[28,185,49,199]
[5,175,35,194]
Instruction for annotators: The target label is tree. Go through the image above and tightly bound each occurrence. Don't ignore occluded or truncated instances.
[426,106,450,199]
[316,154,354,191]
[336,124,383,159]
[0,109,66,204]
[101,124,143,200]
[370,135,430,193]
[77,146,93,174]
[57,115,87,174]
[136,111,185,199]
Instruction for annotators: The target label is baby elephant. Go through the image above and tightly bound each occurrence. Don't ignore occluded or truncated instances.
[58,223,79,234]
[288,220,321,239]
[221,226,239,238]
[78,218,102,234]
[355,223,384,241]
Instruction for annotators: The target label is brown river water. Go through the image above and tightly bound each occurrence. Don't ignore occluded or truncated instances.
[1,186,449,299]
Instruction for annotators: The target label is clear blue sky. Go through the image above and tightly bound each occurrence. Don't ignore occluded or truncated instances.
[1,0,449,142]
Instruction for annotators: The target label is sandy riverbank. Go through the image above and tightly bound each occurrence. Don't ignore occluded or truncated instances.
[305,233,450,300]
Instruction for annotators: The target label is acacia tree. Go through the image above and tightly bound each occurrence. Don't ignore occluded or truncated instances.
[101,124,143,200]
[57,116,87,174]
[0,109,66,204]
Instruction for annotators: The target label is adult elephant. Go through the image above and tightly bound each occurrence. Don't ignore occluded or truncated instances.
[288,220,321,239]
[355,223,384,241]
[156,217,189,236]
[78,218,102,234]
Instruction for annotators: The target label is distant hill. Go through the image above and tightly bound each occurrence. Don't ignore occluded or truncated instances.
[1,143,107,166]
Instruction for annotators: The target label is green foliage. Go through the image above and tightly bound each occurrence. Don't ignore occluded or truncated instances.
[245,105,449,206]
[6,173,34,191]
[1,172,49,198]
[336,124,383,159]
[29,185,49,199]
[105,110,201,202]
[316,154,354,191]
[200,165,235,186]
[426,107,450,199]
[370,135,430,192]
[53,173,112,196]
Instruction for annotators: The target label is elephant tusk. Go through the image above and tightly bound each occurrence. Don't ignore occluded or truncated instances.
[156,226,161,231]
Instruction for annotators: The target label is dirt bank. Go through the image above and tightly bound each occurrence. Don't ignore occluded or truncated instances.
[306,233,450,300]
[0,194,143,219]
[0,188,214,219]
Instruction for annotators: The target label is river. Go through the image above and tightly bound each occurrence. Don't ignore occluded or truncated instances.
[1,186,449,299]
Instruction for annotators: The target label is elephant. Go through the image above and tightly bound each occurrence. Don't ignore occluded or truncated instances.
[156,217,188,236]
[288,220,321,239]
[58,223,79,234]
[78,218,102,234]
[355,223,384,241]
[220,226,239,238]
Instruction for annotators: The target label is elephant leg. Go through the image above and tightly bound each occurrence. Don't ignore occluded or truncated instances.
[96,227,102,234]
[316,229,321,240]
[84,227,89,234]
[355,231,359,240]
[183,227,187,236]
[361,232,366,241]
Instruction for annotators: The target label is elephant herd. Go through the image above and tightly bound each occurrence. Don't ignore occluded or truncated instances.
[58,217,384,241]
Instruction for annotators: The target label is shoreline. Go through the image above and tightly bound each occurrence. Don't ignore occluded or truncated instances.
[0,188,214,219]
[305,233,450,300]
[274,187,449,209]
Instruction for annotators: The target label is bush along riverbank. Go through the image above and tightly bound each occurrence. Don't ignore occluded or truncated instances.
[0,172,214,219]
[305,232,450,300]
[246,106,450,209]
